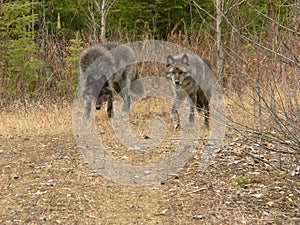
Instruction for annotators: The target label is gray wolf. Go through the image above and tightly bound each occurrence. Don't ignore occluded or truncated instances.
[165,53,213,129]
[80,43,144,118]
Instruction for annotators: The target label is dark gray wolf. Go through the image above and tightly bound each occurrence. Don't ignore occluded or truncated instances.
[80,43,144,118]
[165,53,212,129]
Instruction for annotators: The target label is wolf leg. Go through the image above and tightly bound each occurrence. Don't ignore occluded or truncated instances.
[84,101,92,119]
[110,80,128,116]
[118,84,130,116]
[172,102,180,129]
[120,89,130,115]
[189,93,197,124]
[172,93,185,129]
[196,89,210,128]
[204,103,209,128]
[95,93,103,111]
[107,97,113,118]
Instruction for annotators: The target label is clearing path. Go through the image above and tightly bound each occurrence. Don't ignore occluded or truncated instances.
[0,101,299,224]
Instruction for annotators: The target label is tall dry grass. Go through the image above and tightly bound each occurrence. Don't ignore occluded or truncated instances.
[0,100,72,137]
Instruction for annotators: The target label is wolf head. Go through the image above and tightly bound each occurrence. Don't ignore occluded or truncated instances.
[165,54,191,89]
[82,75,107,102]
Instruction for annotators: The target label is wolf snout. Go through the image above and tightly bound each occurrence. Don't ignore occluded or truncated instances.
[95,105,101,110]
[175,80,181,88]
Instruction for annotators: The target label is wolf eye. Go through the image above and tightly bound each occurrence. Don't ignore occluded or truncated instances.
[166,71,172,77]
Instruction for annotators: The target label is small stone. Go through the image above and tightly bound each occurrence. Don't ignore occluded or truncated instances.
[193,215,204,219]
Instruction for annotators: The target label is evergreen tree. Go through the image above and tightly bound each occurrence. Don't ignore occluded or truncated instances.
[107,0,214,40]
[62,32,84,94]
[1,0,44,97]
[45,0,89,39]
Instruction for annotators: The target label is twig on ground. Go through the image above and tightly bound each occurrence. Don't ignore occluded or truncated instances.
[242,149,285,171]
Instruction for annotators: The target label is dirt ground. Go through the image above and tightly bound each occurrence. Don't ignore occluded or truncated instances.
[0,98,299,224]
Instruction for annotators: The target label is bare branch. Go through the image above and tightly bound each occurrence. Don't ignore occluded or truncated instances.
[242,149,285,171]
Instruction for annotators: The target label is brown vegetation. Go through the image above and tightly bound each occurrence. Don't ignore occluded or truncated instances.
[0,81,299,224]
[1,9,299,223]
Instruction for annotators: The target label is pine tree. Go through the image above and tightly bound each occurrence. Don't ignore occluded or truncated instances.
[63,32,84,94]
[1,0,44,97]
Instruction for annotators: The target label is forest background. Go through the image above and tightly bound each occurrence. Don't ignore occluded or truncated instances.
[0,0,298,98]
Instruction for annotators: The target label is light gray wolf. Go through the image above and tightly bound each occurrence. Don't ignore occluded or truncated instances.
[80,42,144,118]
[165,53,213,129]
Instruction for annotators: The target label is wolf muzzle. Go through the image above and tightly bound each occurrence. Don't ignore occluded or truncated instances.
[174,80,181,89]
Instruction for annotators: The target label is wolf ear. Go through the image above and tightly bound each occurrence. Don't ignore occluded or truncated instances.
[167,55,174,66]
[181,54,189,65]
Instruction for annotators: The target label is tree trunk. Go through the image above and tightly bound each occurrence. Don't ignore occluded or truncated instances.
[216,0,224,87]
[100,0,107,42]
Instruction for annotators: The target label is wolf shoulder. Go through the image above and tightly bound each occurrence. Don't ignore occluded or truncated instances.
[192,55,212,70]
[186,54,213,97]
[186,54,212,76]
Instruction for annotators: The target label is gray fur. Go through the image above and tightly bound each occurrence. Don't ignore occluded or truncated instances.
[81,43,144,118]
[79,42,119,75]
[165,53,213,129]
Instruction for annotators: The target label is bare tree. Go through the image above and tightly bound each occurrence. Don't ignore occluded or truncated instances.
[190,0,299,172]
[93,0,116,42]
[216,0,224,87]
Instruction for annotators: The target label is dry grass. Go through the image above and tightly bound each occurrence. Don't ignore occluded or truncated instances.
[0,101,72,137]
[0,96,299,224]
